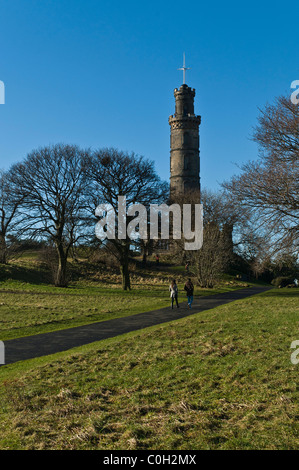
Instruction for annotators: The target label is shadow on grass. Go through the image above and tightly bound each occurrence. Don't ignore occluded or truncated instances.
[0,263,50,285]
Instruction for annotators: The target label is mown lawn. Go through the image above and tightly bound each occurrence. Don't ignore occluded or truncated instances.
[0,288,298,450]
[0,284,169,340]
[0,267,249,340]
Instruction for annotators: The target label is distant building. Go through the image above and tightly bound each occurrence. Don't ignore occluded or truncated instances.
[169,84,201,198]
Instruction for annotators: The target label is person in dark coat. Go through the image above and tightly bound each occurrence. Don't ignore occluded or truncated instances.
[184,278,194,309]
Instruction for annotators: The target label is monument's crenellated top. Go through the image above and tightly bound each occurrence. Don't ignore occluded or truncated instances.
[174,84,196,97]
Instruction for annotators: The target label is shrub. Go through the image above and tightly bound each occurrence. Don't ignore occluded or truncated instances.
[271,276,294,288]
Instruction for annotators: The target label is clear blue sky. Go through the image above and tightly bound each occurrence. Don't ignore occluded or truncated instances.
[0,0,297,190]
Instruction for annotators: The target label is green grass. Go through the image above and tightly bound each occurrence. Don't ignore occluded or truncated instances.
[0,259,251,340]
[0,282,245,340]
[0,288,298,450]
[0,285,167,340]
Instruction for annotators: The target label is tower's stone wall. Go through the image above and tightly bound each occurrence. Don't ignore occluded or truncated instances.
[169,84,201,198]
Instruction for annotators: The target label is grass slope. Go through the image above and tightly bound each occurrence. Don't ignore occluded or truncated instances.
[0,289,298,450]
[0,260,250,340]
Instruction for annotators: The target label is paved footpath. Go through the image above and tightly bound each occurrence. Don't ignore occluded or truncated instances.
[2,286,271,365]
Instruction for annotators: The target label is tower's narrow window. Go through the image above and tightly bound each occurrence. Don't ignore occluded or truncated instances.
[183,132,189,147]
[184,155,189,170]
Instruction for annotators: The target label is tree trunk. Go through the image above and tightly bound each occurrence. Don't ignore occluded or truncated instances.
[142,250,147,266]
[141,239,153,267]
[55,244,68,287]
[0,234,7,265]
[120,257,131,290]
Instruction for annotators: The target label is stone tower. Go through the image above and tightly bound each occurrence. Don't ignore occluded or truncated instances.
[169,84,201,198]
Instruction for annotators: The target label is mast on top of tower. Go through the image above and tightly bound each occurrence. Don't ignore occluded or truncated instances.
[177,52,191,85]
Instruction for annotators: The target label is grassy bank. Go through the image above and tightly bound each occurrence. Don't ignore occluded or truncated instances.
[0,288,298,450]
[0,258,251,340]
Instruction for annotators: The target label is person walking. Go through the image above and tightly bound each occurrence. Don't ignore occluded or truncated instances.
[169,279,179,309]
[184,278,194,309]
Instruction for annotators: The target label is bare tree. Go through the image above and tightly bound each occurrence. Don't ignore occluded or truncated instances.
[0,170,25,264]
[10,144,90,287]
[223,95,299,255]
[85,148,168,290]
[252,95,299,164]
[182,190,235,286]
[194,221,232,288]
